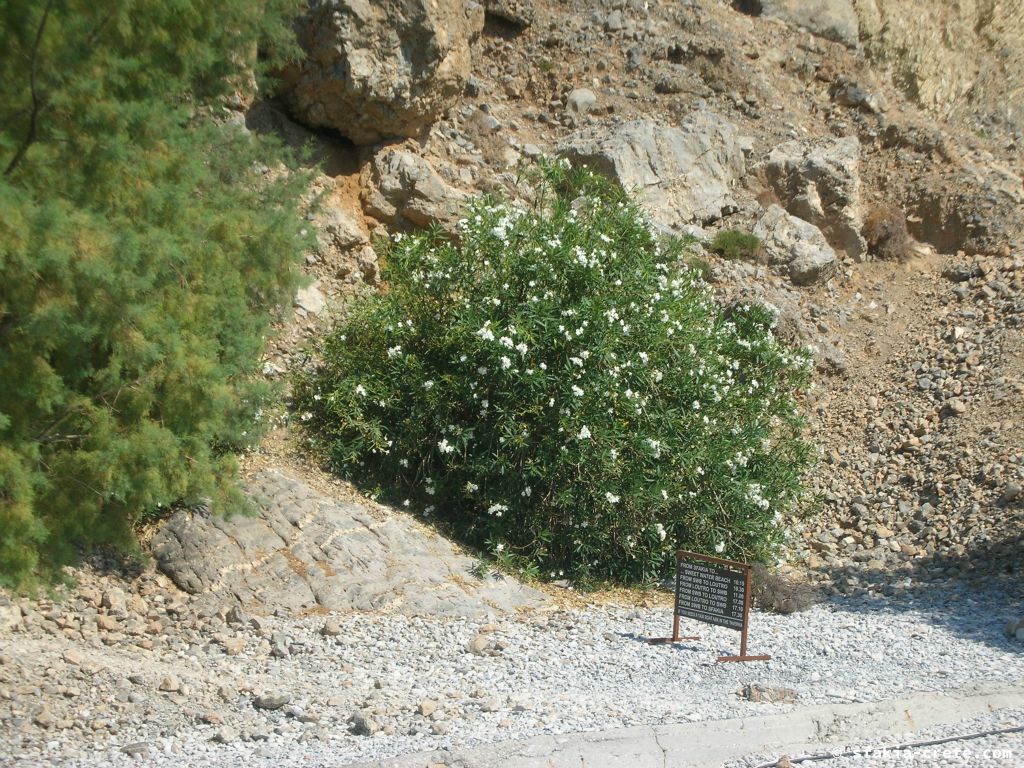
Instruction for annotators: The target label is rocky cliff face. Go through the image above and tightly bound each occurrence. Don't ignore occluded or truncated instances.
[856,0,1024,137]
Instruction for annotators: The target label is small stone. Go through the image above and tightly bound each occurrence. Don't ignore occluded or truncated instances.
[121,742,151,758]
[566,88,597,116]
[320,620,342,637]
[418,699,438,717]
[219,636,245,655]
[102,588,127,614]
[225,605,249,626]
[481,698,502,713]
[96,615,118,632]
[158,675,180,693]
[62,649,84,666]
[254,693,291,711]
[431,721,450,735]
[873,524,895,539]
[740,684,798,703]
[467,634,490,655]
[212,726,237,744]
[33,707,54,728]
[294,282,326,316]
[350,709,380,736]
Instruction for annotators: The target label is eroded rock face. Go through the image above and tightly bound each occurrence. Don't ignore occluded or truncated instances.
[857,0,1024,133]
[754,205,839,286]
[755,137,867,261]
[278,0,485,145]
[737,0,859,48]
[151,470,543,617]
[361,148,469,232]
[558,110,747,229]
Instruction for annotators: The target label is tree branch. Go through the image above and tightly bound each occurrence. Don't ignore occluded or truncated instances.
[4,0,55,177]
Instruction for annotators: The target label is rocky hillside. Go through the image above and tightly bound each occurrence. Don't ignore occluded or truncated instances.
[248,0,1023,593]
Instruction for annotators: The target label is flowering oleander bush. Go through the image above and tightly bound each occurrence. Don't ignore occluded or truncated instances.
[295,161,814,584]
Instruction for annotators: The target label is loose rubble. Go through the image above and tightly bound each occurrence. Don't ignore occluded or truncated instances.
[1,568,1021,767]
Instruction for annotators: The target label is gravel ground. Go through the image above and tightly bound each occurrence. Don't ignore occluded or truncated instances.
[3,577,1022,768]
[729,707,1024,768]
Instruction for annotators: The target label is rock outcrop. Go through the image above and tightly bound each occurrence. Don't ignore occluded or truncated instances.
[856,0,1024,133]
[737,0,859,48]
[754,205,840,286]
[755,137,866,261]
[559,110,747,229]
[152,470,543,617]
[361,147,469,232]
[278,0,485,145]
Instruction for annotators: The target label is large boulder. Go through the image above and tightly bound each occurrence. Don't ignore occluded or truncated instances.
[361,148,469,231]
[278,0,485,145]
[558,110,747,229]
[151,470,543,617]
[754,205,839,286]
[755,136,867,261]
[736,0,858,48]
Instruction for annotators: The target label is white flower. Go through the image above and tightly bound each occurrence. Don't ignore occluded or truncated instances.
[539,362,548,371]
[494,542,505,553]
[571,385,584,397]
[465,481,479,493]
[610,448,618,460]
[605,491,620,504]
[715,541,726,554]
[500,356,512,370]
[423,380,435,389]
[656,523,666,541]
[516,342,528,355]
[355,384,367,397]
[500,336,514,348]
[578,426,591,440]
[476,325,495,342]
[386,345,402,359]
[437,438,454,454]
[570,356,584,367]
[661,489,669,500]
[403,499,410,507]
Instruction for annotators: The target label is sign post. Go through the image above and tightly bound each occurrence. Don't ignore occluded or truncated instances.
[647,550,770,663]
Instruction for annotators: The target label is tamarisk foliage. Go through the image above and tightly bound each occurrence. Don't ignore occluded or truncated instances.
[0,0,309,585]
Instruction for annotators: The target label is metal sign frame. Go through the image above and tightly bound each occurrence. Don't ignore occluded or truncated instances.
[647,549,770,663]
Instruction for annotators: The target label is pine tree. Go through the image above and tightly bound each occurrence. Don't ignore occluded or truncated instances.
[0,0,309,585]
